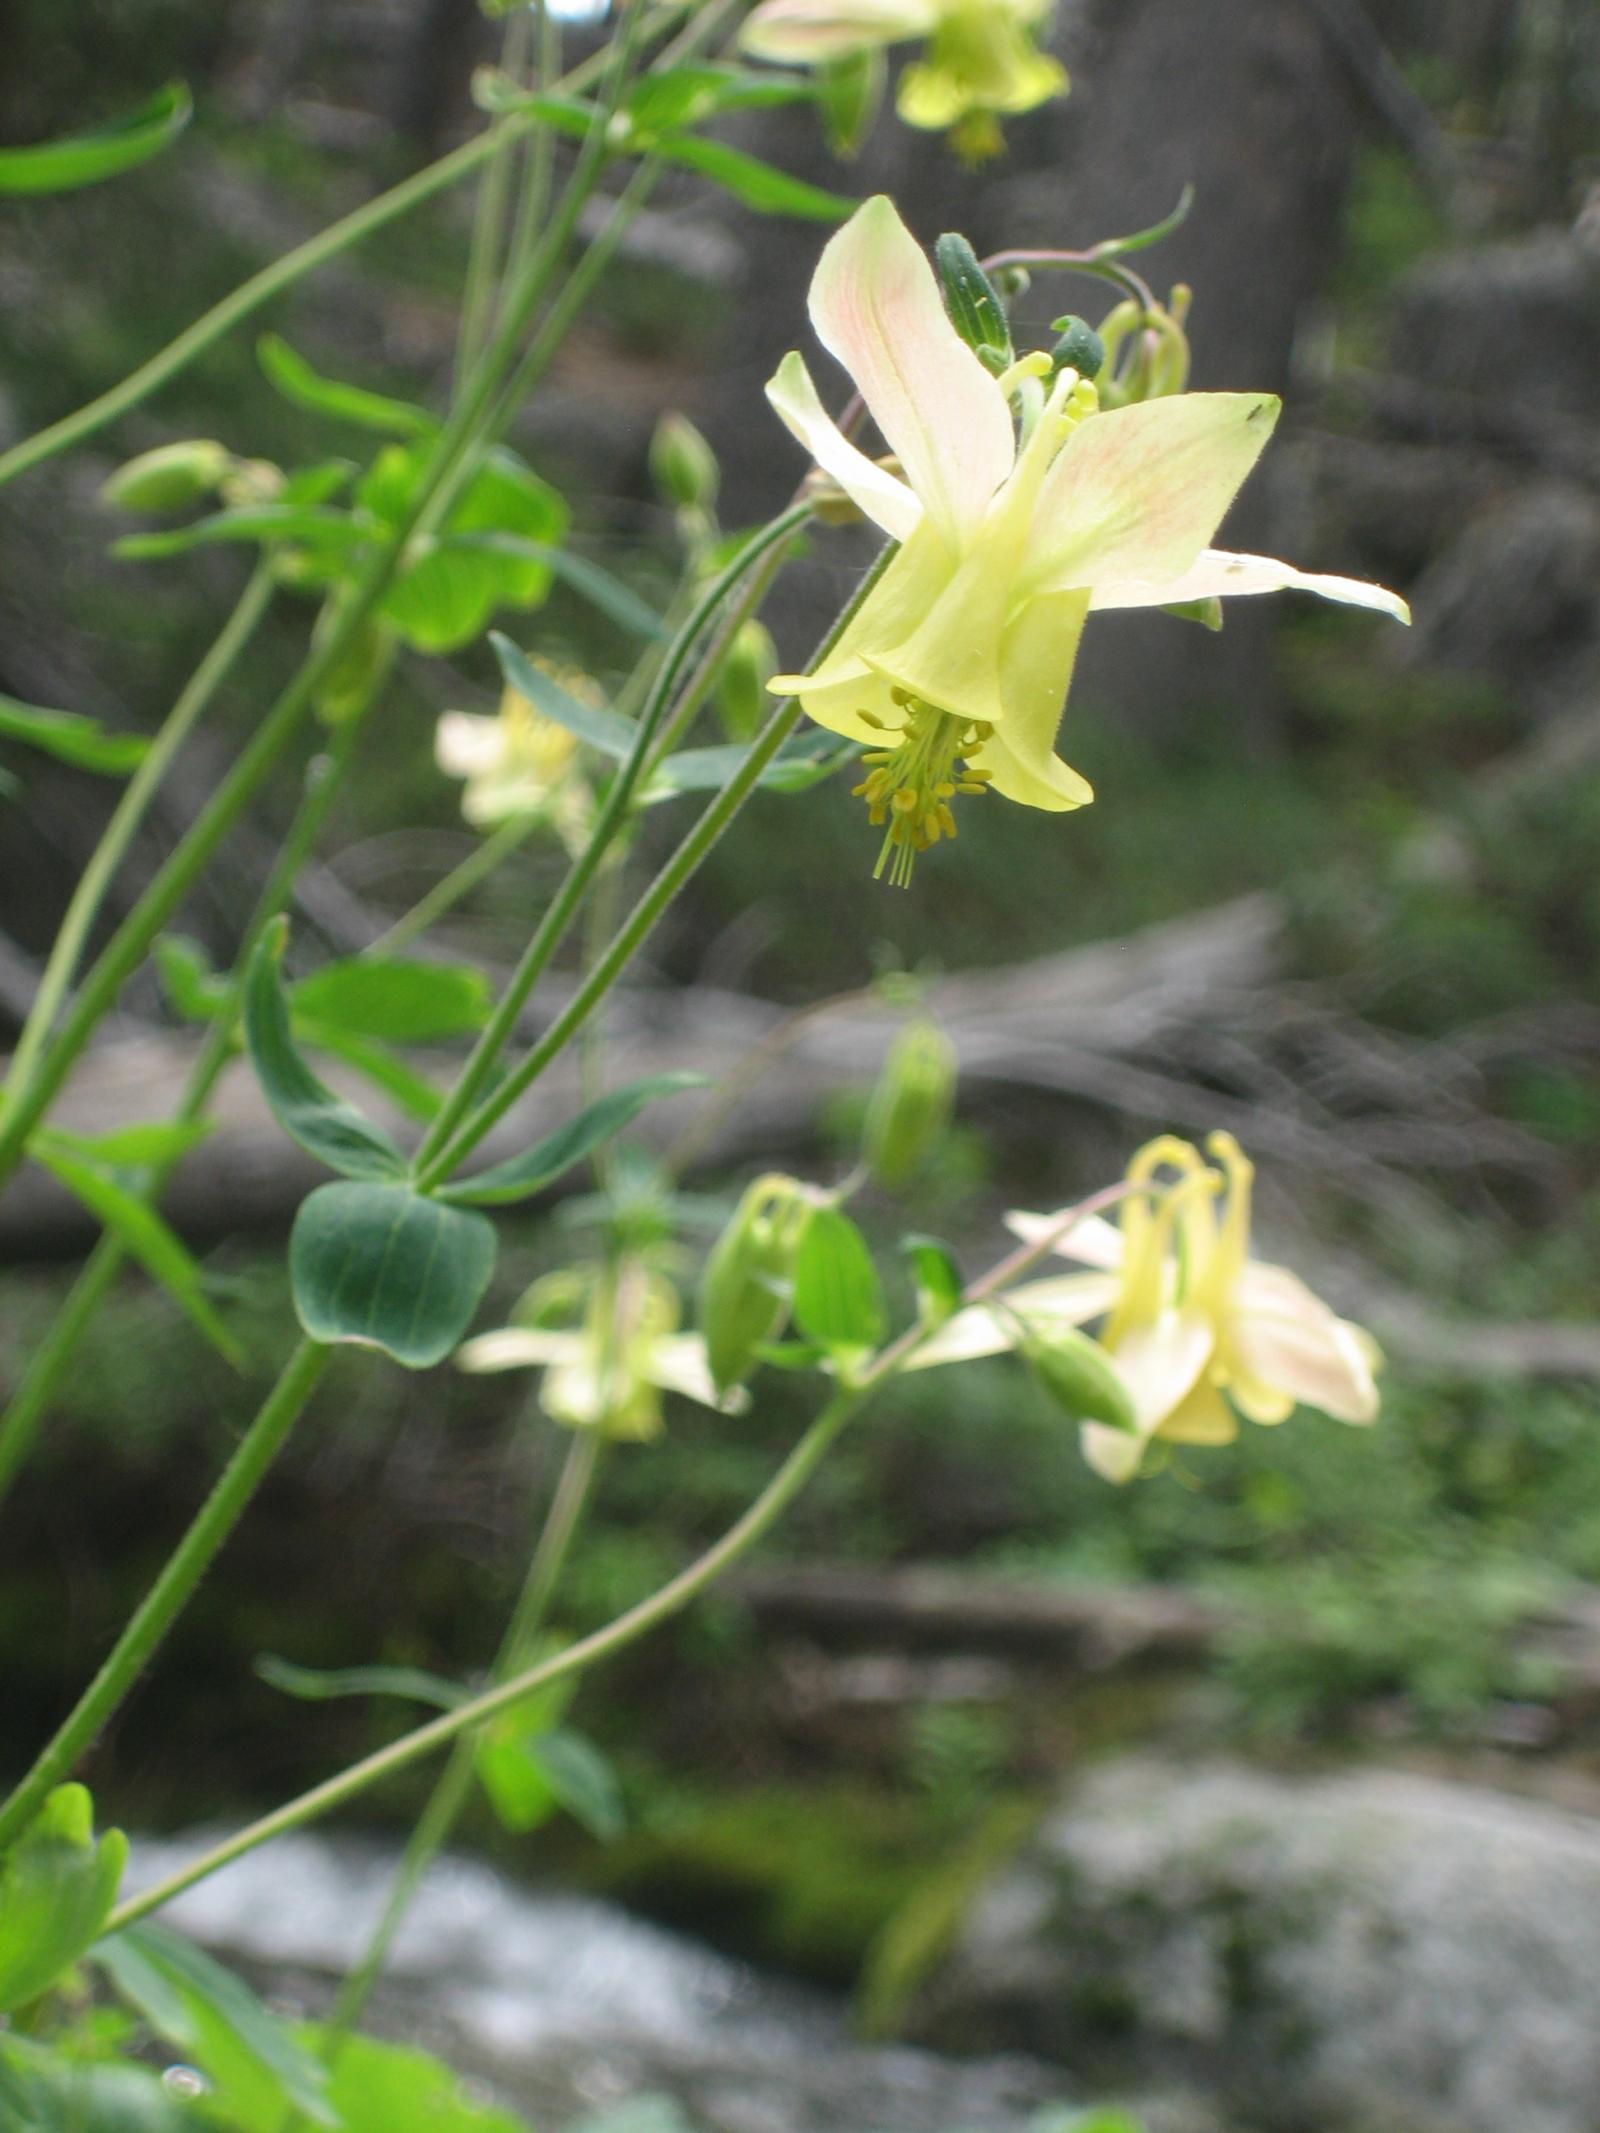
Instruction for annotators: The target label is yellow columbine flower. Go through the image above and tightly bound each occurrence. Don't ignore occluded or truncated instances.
[740,0,1066,160]
[1007,1135,1381,1481]
[456,1261,740,1440]
[766,196,1409,883]
[435,673,595,850]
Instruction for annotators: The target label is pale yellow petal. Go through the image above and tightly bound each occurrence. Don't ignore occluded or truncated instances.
[455,1327,577,1373]
[435,711,507,781]
[1090,547,1410,624]
[1027,394,1280,598]
[741,0,936,61]
[766,350,923,544]
[969,587,1093,809]
[1004,1210,1126,1269]
[809,195,1014,543]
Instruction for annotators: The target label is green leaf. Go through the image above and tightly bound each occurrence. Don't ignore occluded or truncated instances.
[298,1026,444,1123]
[32,1143,243,1365]
[791,1204,886,1355]
[95,1924,336,2128]
[243,924,408,1181]
[467,536,665,639]
[0,694,148,775]
[626,66,814,139]
[0,2036,199,2132]
[1160,596,1224,631]
[310,2029,534,2133]
[153,934,231,1021]
[0,1786,127,2013]
[372,445,571,653]
[491,634,638,758]
[656,135,855,221]
[479,1726,623,1841]
[39,1119,213,1170]
[258,334,438,438]
[290,1181,497,1369]
[902,1233,963,1329]
[648,733,855,797]
[0,82,192,195]
[114,505,363,563]
[534,1728,626,1841]
[290,957,491,1044]
[438,1072,706,1208]
[254,1654,465,1710]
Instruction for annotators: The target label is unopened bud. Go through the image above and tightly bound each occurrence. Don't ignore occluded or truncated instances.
[221,458,286,508]
[1049,316,1105,381]
[698,1173,810,1394]
[863,1019,957,1192]
[935,234,1013,376]
[1021,1326,1137,1434]
[716,621,778,740]
[101,439,231,514]
[650,412,719,513]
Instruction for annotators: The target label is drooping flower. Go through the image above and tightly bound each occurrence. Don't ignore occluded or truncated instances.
[740,0,1067,161]
[766,196,1409,883]
[457,1261,740,1440]
[435,672,595,850]
[1006,1134,1381,1481]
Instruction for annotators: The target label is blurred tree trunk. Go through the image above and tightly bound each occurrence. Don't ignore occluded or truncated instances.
[1007,0,1361,744]
[389,0,483,153]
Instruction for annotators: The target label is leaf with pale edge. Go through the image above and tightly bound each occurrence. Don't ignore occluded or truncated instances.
[255,1654,466,1710]
[491,634,638,759]
[258,334,437,438]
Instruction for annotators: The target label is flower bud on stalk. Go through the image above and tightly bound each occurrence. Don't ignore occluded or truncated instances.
[935,233,1014,376]
[863,1019,957,1191]
[717,621,779,741]
[698,1174,812,1394]
[650,412,720,514]
[1020,1325,1137,1435]
[100,439,232,514]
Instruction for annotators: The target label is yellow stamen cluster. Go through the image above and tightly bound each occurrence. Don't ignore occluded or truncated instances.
[852,690,994,886]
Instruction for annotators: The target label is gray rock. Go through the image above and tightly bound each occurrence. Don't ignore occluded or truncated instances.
[917,1758,1600,2133]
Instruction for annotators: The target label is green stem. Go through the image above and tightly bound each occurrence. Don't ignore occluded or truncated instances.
[0,1340,330,1849]
[411,500,814,1188]
[365,814,539,959]
[320,1429,601,2052]
[0,88,628,1195]
[417,533,893,1189]
[457,6,535,389]
[503,2,564,309]
[0,676,386,1517]
[0,115,545,495]
[4,561,277,1107]
[103,1179,1134,1931]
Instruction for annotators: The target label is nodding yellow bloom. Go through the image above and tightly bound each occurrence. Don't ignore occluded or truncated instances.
[766,197,1409,884]
[740,0,1066,160]
[435,670,596,851]
[456,1260,741,1440]
[1006,1134,1382,1482]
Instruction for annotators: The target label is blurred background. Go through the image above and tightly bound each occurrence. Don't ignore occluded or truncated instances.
[3,3,1600,2129]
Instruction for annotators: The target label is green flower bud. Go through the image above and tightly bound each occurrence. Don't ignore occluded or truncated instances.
[1048,315,1105,381]
[100,439,231,515]
[698,1173,810,1394]
[863,1019,957,1192]
[716,621,778,741]
[650,412,719,513]
[1021,1326,1137,1434]
[935,233,1013,376]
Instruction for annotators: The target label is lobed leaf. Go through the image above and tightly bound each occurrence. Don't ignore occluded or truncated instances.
[656,135,856,221]
[258,334,438,438]
[0,694,148,776]
[0,1786,127,2014]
